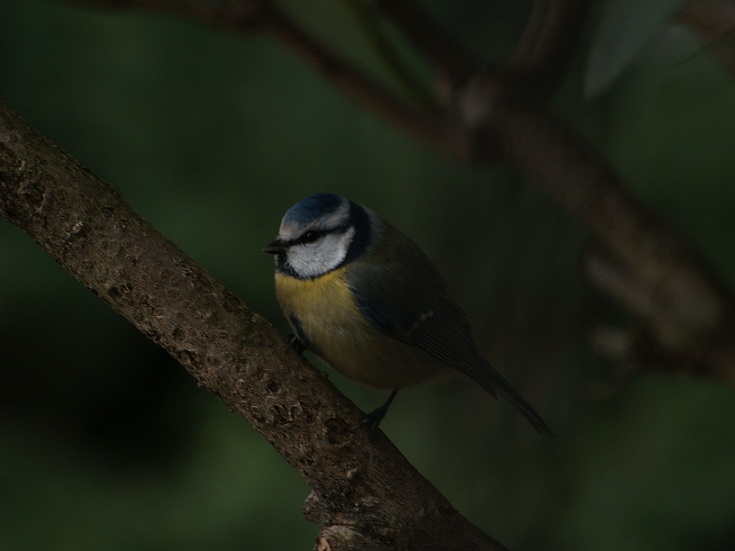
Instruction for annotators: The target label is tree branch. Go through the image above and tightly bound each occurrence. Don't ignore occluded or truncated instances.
[0,101,509,550]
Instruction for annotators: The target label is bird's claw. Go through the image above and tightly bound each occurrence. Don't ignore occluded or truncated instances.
[286,333,306,353]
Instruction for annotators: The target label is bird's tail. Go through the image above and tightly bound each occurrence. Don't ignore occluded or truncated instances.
[474,359,552,435]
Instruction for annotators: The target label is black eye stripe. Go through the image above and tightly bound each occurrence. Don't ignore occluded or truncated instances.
[300,230,322,243]
[290,223,352,246]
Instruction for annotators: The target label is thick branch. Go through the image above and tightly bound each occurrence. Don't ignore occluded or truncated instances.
[0,102,508,550]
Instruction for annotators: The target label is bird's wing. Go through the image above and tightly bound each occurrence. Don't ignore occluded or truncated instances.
[347,224,552,434]
[347,224,489,388]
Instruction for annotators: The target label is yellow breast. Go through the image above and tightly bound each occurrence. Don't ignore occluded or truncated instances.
[275,267,358,331]
[274,268,450,389]
[274,267,368,362]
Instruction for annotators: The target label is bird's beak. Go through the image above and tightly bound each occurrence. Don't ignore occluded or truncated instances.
[263,239,286,255]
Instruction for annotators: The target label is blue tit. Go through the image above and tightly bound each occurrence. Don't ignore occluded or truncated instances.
[263,193,550,433]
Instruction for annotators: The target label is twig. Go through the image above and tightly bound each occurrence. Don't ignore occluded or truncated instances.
[70,0,454,154]
[67,0,266,28]
[678,0,735,76]
[508,0,589,101]
[341,0,432,104]
[374,0,476,81]
[258,3,452,151]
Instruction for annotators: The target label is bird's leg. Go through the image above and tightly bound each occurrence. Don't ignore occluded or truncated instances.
[361,389,398,429]
[286,333,307,353]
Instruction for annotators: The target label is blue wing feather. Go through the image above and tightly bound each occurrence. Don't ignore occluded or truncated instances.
[349,221,551,434]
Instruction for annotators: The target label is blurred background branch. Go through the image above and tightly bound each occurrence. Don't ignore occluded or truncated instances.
[678,0,735,75]
[507,0,590,101]
[71,0,735,381]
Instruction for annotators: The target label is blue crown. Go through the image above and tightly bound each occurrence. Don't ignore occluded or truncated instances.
[283,193,345,225]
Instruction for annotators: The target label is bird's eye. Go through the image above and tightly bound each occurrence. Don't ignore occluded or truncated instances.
[301,230,320,243]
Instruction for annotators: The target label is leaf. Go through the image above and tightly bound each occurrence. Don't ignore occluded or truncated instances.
[584,0,687,97]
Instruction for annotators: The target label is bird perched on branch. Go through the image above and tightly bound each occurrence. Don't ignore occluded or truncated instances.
[264,193,550,434]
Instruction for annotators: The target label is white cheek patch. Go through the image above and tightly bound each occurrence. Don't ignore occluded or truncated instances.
[287,227,355,278]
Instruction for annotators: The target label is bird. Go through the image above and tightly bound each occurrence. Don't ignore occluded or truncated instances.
[263,193,550,434]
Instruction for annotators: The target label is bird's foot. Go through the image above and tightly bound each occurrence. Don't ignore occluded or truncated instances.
[360,390,398,430]
[361,407,387,430]
[286,333,306,353]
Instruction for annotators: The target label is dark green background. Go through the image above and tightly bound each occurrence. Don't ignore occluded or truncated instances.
[2,1,735,549]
